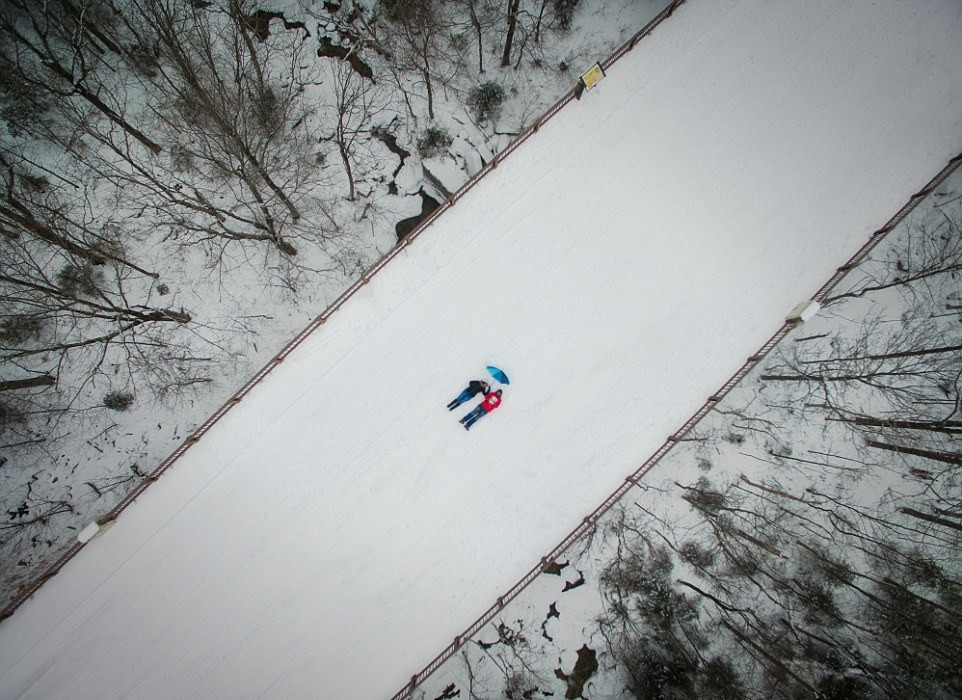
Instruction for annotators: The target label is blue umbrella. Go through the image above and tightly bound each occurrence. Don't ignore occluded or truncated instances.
[486,365,510,385]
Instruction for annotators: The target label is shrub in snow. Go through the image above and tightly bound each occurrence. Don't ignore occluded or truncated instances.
[0,73,50,137]
[0,400,26,427]
[417,126,452,158]
[696,657,747,700]
[723,431,746,445]
[168,144,196,174]
[467,81,506,123]
[553,0,581,30]
[679,540,715,569]
[380,0,426,24]
[815,675,872,700]
[252,85,283,132]
[599,541,702,698]
[0,315,43,344]
[449,31,469,54]
[56,263,99,297]
[103,392,135,412]
[619,637,697,699]
[123,43,160,78]
[275,239,298,256]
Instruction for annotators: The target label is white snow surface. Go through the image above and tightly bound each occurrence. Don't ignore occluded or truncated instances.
[3,1,962,698]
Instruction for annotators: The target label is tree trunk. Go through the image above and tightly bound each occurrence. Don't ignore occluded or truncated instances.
[338,141,356,201]
[0,272,190,324]
[501,0,520,67]
[57,0,124,54]
[0,375,55,391]
[232,136,302,222]
[422,67,435,120]
[760,372,887,382]
[720,620,816,691]
[40,52,163,154]
[0,201,159,278]
[866,440,962,466]
[900,508,962,532]
[534,0,549,43]
[467,0,484,73]
[829,416,962,435]
[230,0,267,90]
[825,264,962,304]
[2,6,162,154]
[802,343,962,364]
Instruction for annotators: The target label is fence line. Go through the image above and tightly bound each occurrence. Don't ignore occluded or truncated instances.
[385,149,962,700]
[0,0,686,624]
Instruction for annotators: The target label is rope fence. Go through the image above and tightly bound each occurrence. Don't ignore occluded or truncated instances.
[0,0,686,624]
[385,149,962,700]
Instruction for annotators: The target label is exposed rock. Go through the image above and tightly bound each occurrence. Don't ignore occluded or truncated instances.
[395,189,441,240]
[554,645,598,700]
[246,11,307,42]
[317,36,374,80]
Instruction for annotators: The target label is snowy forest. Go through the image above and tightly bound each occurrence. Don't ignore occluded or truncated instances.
[0,0,653,608]
[2,1,961,699]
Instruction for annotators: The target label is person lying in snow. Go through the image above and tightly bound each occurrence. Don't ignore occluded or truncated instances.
[459,389,502,430]
[447,379,491,411]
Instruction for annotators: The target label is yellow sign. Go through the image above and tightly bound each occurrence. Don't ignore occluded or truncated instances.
[579,63,606,91]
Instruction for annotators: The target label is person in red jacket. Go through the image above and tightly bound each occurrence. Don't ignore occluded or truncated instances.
[459,389,502,430]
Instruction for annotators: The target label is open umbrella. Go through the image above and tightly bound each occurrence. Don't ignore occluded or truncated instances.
[486,365,510,385]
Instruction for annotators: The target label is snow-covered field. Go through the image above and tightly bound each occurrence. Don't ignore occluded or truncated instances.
[3,1,962,699]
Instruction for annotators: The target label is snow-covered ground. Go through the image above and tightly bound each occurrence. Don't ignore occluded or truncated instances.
[0,0,664,601]
[3,1,962,698]
[413,169,962,698]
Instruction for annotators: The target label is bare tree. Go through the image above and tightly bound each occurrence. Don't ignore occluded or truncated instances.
[453,0,501,73]
[322,57,390,201]
[824,202,962,308]
[122,0,327,255]
[0,0,162,154]
[502,0,566,71]
[380,0,457,120]
[760,313,960,419]
[0,158,200,410]
[593,192,962,699]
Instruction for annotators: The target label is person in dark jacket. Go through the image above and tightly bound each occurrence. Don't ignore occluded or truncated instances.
[459,389,502,430]
[447,379,490,410]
